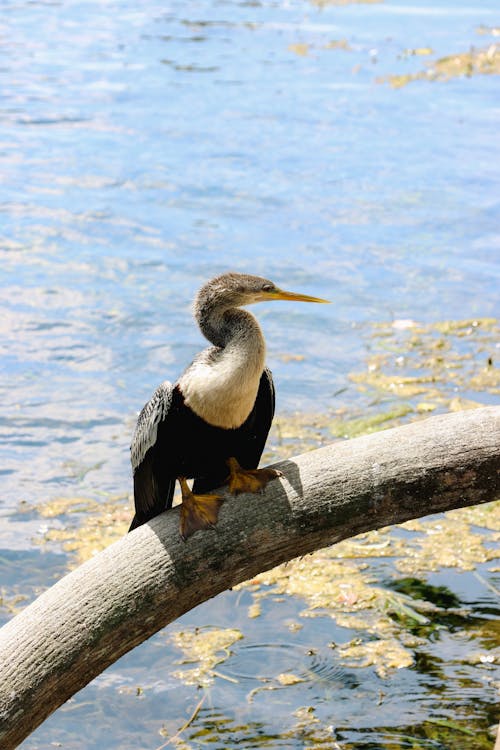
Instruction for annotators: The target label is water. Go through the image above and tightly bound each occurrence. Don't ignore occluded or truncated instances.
[0,0,499,747]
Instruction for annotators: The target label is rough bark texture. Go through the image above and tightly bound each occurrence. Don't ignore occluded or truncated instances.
[0,406,499,748]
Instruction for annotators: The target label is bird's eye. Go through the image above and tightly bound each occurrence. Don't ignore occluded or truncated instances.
[262,284,274,292]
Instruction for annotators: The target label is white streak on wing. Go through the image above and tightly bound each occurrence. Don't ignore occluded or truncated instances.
[130,380,173,471]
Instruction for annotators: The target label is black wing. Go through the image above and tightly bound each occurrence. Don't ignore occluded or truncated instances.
[192,367,275,495]
[238,366,275,469]
[129,381,176,531]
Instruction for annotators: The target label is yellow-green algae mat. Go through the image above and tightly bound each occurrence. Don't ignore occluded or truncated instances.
[378,26,500,88]
[9,316,500,748]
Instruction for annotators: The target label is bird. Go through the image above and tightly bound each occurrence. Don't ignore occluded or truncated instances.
[129,272,328,540]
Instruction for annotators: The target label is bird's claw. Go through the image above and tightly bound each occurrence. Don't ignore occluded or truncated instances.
[178,477,224,540]
[226,458,281,496]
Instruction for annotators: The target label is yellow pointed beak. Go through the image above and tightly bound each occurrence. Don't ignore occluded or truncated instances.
[270,288,330,304]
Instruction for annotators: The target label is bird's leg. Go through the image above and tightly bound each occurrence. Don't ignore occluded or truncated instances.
[178,477,224,541]
[226,457,282,496]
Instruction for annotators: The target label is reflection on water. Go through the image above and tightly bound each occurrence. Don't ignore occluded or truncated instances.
[221,641,352,686]
[1,0,499,747]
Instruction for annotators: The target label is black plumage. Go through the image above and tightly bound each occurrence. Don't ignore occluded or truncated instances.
[129,369,274,531]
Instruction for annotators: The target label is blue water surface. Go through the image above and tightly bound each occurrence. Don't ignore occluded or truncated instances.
[0,0,499,747]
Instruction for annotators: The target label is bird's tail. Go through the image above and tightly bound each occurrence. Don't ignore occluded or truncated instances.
[128,471,175,532]
[128,514,142,532]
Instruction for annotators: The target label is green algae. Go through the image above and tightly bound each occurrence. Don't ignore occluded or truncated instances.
[31,493,130,566]
[337,637,414,677]
[28,317,499,602]
[399,47,434,58]
[433,318,497,334]
[169,627,243,687]
[328,404,413,438]
[288,43,310,57]
[324,39,352,51]
[351,317,499,407]
[234,507,499,679]
[19,314,500,744]
[380,44,500,87]
[269,317,498,464]
[288,38,352,57]
[0,590,28,616]
[286,706,338,748]
[395,509,499,574]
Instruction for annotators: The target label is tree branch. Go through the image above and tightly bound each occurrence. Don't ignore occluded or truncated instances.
[1,406,499,748]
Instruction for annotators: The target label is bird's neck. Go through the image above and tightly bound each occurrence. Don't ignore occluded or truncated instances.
[179,307,266,429]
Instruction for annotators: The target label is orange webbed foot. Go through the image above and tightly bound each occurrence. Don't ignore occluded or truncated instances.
[178,477,224,541]
[226,457,282,496]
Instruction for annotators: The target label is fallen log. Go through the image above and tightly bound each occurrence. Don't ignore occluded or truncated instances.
[0,406,499,748]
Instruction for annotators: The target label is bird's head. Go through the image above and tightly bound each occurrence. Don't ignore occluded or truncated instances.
[196,272,329,311]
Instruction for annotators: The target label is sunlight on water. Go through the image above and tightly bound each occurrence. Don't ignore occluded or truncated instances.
[0,0,499,747]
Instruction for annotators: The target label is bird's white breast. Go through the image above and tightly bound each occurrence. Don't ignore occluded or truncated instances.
[179,340,266,429]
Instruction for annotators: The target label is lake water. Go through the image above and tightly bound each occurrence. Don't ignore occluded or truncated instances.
[1,0,499,747]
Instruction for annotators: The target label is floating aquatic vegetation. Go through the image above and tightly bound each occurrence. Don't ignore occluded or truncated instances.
[337,637,414,678]
[288,43,310,57]
[368,518,497,575]
[35,495,98,518]
[271,404,413,460]
[288,39,352,57]
[0,590,28,616]
[337,718,497,749]
[399,47,433,59]
[269,317,498,462]
[328,404,413,438]
[325,39,352,51]
[32,494,130,566]
[23,316,500,707]
[268,411,333,462]
[240,551,433,676]
[247,601,262,619]
[276,672,304,686]
[29,317,499,568]
[331,529,400,560]
[351,371,442,399]
[449,501,500,533]
[287,706,340,747]
[235,499,498,677]
[380,44,500,87]
[432,318,497,335]
[395,502,500,575]
[464,648,499,666]
[169,627,243,687]
[352,317,499,408]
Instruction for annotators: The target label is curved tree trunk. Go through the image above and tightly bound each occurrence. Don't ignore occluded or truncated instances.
[0,406,499,749]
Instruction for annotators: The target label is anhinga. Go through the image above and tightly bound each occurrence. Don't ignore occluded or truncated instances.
[129,272,328,539]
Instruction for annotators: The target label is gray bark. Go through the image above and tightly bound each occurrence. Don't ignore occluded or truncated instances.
[0,406,499,749]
